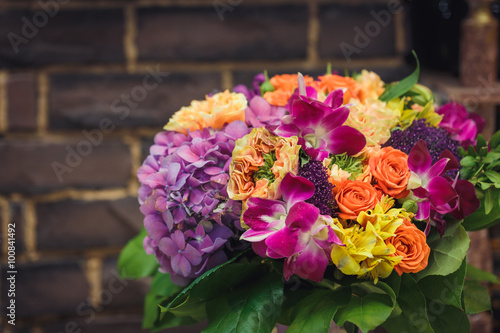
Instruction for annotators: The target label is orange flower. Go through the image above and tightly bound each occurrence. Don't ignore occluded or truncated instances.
[269,74,314,91]
[335,180,380,220]
[369,147,410,199]
[317,74,361,103]
[386,219,430,275]
[263,89,293,107]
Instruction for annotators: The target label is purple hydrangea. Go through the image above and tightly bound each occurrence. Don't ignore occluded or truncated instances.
[298,161,338,217]
[383,119,461,165]
[138,121,250,285]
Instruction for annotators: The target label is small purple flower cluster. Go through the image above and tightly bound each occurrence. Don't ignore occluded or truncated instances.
[137,121,250,285]
[298,161,338,217]
[383,119,461,164]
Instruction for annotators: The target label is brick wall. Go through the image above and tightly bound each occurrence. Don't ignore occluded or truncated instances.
[0,0,412,332]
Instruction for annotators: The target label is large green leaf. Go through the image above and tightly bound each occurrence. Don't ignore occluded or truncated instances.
[417,259,466,309]
[161,260,269,321]
[277,288,312,326]
[333,281,396,333]
[384,274,434,333]
[426,300,470,333]
[203,272,284,333]
[414,220,469,281]
[287,287,351,333]
[462,189,500,231]
[379,50,420,102]
[143,273,184,329]
[463,280,492,315]
[118,228,158,279]
[466,264,499,283]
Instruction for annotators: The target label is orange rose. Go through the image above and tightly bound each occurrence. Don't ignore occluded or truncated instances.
[269,74,315,91]
[335,180,380,220]
[317,74,361,103]
[263,90,293,107]
[369,147,410,199]
[386,219,430,275]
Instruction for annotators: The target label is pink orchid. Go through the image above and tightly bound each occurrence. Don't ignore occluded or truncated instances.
[437,102,485,148]
[241,173,342,282]
[408,140,479,235]
[274,74,366,161]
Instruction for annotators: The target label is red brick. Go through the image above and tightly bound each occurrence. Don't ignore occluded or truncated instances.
[0,139,131,194]
[136,6,308,61]
[319,4,397,60]
[36,197,143,251]
[9,202,26,255]
[7,72,37,131]
[48,72,221,130]
[100,257,150,310]
[0,9,124,68]
[1,259,89,318]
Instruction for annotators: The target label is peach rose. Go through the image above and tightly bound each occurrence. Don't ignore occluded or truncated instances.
[263,89,293,107]
[269,74,315,91]
[317,74,361,103]
[164,90,246,134]
[386,219,430,275]
[335,180,380,220]
[369,147,410,199]
[355,70,384,103]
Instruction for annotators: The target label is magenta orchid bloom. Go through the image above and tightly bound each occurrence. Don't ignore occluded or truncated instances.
[408,140,479,235]
[241,173,342,282]
[437,102,485,148]
[274,74,366,160]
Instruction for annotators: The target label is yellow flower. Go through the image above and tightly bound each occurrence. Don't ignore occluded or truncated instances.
[331,198,409,283]
[345,98,401,146]
[355,70,385,102]
[164,90,247,134]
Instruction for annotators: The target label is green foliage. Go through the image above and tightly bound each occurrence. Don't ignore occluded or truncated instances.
[379,50,420,102]
[425,300,470,333]
[333,282,396,333]
[328,152,364,180]
[460,130,500,230]
[466,264,499,283]
[414,220,469,280]
[287,288,351,333]
[203,272,284,333]
[463,280,492,314]
[260,70,274,96]
[118,228,158,279]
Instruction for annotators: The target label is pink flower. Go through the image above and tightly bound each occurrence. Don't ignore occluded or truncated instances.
[437,102,485,148]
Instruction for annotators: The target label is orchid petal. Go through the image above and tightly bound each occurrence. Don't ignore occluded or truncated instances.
[325,125,366,155]
[280,173,315,209]
[265,227,299,257]
[285,201,320,232]
[415,201,431,221]
[408,140,432,174]
[293,241,328,282]
[427,177,457,207]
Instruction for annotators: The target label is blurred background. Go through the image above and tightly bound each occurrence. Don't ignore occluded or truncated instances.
[1,0,500,332]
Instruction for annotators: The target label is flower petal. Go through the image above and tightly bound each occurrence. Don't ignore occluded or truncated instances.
[293,241,328,282]
[285,201,320,232]
[325,125,366,155]
[408,140,432,174]
[281,173,316,209]
[428,177,457,207]
[265,227,299,257]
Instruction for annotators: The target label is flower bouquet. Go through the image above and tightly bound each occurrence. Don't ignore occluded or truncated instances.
[119,55,500,333]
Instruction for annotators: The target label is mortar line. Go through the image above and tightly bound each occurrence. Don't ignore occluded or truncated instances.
[32,188,131,203]
[307,0,320,64]
[23,200,39,261]
[85,257,104,308]
[36,72,49,135]
[124,5,139,73]
[0,71,8,133]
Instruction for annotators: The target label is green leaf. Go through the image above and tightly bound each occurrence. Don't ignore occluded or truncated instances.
[414,220,469,281]
[462,189,500,231]
[463,280,492,314]
[278,288,313,326]
[333,282,396,333]
[287,287,351,333]
[417,259,466,309]
[460,156,476,168]
[485,190,494,214]
[384,275,434,333]
[477,134,487,152]
[203,272,284,333]
[379,50,420,102]
[426,301,470,333]
[466,264,499,283]
[143,273,184,329]
[490,130,500,148]
[118,228,158,279]
[485,170,500,184]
